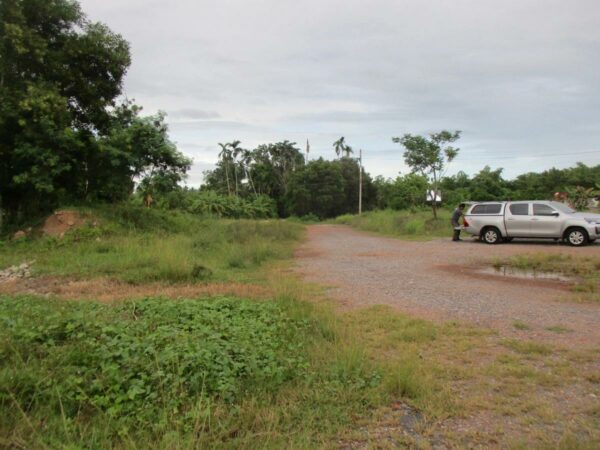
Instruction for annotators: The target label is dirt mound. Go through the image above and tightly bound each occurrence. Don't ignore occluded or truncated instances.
[42,210,89,237]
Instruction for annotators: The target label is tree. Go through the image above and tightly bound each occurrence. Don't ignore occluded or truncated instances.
[240,149,257,195]
[334,157,375,213]
[392,130,461,218]
[0,0,189,225]
[468,166,510,201]
[286,159,345,219]
[230,140,243,196]
[217,143,233,195]
[333,136,353,158]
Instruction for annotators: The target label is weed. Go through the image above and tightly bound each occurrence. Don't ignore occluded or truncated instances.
[545,326,572,334]
[513,321,531,331]
[503,339,553,356]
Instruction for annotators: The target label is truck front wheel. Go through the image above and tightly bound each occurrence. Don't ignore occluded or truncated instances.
[564,228,588,247]
[482,227,502,245]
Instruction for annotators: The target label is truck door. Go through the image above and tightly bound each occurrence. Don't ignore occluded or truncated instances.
[531,203,562,237]
[505,202,531,236]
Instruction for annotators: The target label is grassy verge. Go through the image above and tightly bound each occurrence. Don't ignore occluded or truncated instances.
[493,253,600,303]
[333,208,451,240]
[0,205,302,284]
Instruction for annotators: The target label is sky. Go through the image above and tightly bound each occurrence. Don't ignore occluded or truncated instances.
[79,0,600,186]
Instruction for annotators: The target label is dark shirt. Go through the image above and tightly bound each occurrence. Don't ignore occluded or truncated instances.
[451,208,463,226]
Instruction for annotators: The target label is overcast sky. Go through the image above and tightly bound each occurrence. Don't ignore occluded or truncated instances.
[79,0,600,186]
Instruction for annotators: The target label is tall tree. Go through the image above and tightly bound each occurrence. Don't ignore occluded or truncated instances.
[333,136,353,158]
[217,142,232,196]
[286,159,345,219]
[241,149,257,195]
[230,140,243,196]
[0,0,189,225]
[392,130,461,218]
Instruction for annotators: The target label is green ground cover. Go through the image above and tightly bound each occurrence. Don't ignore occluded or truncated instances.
[1,207,598,448]
[333,208,452,240]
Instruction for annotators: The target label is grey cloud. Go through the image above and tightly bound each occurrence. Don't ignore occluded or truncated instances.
[79,0,600,184]
[169,109,221,120]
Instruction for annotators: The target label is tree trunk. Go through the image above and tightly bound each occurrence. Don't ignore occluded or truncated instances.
[234,165,238,196]
[431,171,438,219]
[224,163,231,196]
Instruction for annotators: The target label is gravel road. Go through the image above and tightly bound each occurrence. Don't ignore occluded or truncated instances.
[295,225,600,348]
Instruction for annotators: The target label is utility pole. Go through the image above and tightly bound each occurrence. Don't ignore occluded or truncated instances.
[358,149,363,215]
[306,139,310,162]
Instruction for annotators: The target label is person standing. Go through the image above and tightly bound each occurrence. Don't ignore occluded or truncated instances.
[451,203,466,241]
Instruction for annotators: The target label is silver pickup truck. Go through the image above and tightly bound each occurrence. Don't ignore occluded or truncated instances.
[463,201,600,246]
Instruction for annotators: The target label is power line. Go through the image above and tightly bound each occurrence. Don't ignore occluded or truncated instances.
[372,150,599,162]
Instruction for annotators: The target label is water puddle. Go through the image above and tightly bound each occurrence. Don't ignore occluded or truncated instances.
[477,266,573,282]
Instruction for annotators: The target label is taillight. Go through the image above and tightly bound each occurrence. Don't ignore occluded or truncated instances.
[463,218,470,227]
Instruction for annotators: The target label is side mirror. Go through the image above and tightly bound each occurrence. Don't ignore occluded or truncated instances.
[551,212,560,217]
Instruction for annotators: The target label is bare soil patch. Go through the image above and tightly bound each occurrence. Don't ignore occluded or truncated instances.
[0,276,272,303]
[41,210,91,237]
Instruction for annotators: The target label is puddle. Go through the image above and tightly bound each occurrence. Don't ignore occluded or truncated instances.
[477,266,573,282]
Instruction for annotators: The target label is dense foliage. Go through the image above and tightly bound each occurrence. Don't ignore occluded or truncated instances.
[202,139,376,219]
[0,296,307,419]
[370,163,600,212]
[0,0,190,225]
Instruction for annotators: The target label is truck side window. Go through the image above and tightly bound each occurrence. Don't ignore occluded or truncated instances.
[533,204,556,216]
[509,204,528,215]
[472,204,502,214]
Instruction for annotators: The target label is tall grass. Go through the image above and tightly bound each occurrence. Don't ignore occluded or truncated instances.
[0,206,303,284]
[333,208,452,240]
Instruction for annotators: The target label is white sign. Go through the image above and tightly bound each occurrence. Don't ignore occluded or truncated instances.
[426,190,442,202]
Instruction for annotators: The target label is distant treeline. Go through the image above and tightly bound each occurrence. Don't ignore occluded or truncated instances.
[146,137,599,219]
[375,163,600,211]
[2,0,599,229]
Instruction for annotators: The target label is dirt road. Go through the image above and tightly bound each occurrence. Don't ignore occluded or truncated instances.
[295,225,600,348]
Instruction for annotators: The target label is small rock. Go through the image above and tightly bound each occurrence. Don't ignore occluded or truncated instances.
[12,230,27,240]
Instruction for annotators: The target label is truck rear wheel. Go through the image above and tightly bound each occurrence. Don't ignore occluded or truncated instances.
[564,227,588,247]
[482,227,502,245]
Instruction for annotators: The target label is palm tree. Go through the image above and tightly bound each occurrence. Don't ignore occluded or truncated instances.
[241,149,257,195]
[333,137,345,158]
[230,140,243,196]
[333,137,354,158]
[218,142,232,195]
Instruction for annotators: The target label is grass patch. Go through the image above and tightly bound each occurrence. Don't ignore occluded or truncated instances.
[503,339,553,356]
[0,206,303,284]
[332,209,451,240]
[546,325,572,334]
[513,321,531,331]
[494,253,600,303]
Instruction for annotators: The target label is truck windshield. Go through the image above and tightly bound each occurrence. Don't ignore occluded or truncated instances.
[550,202,575,214]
